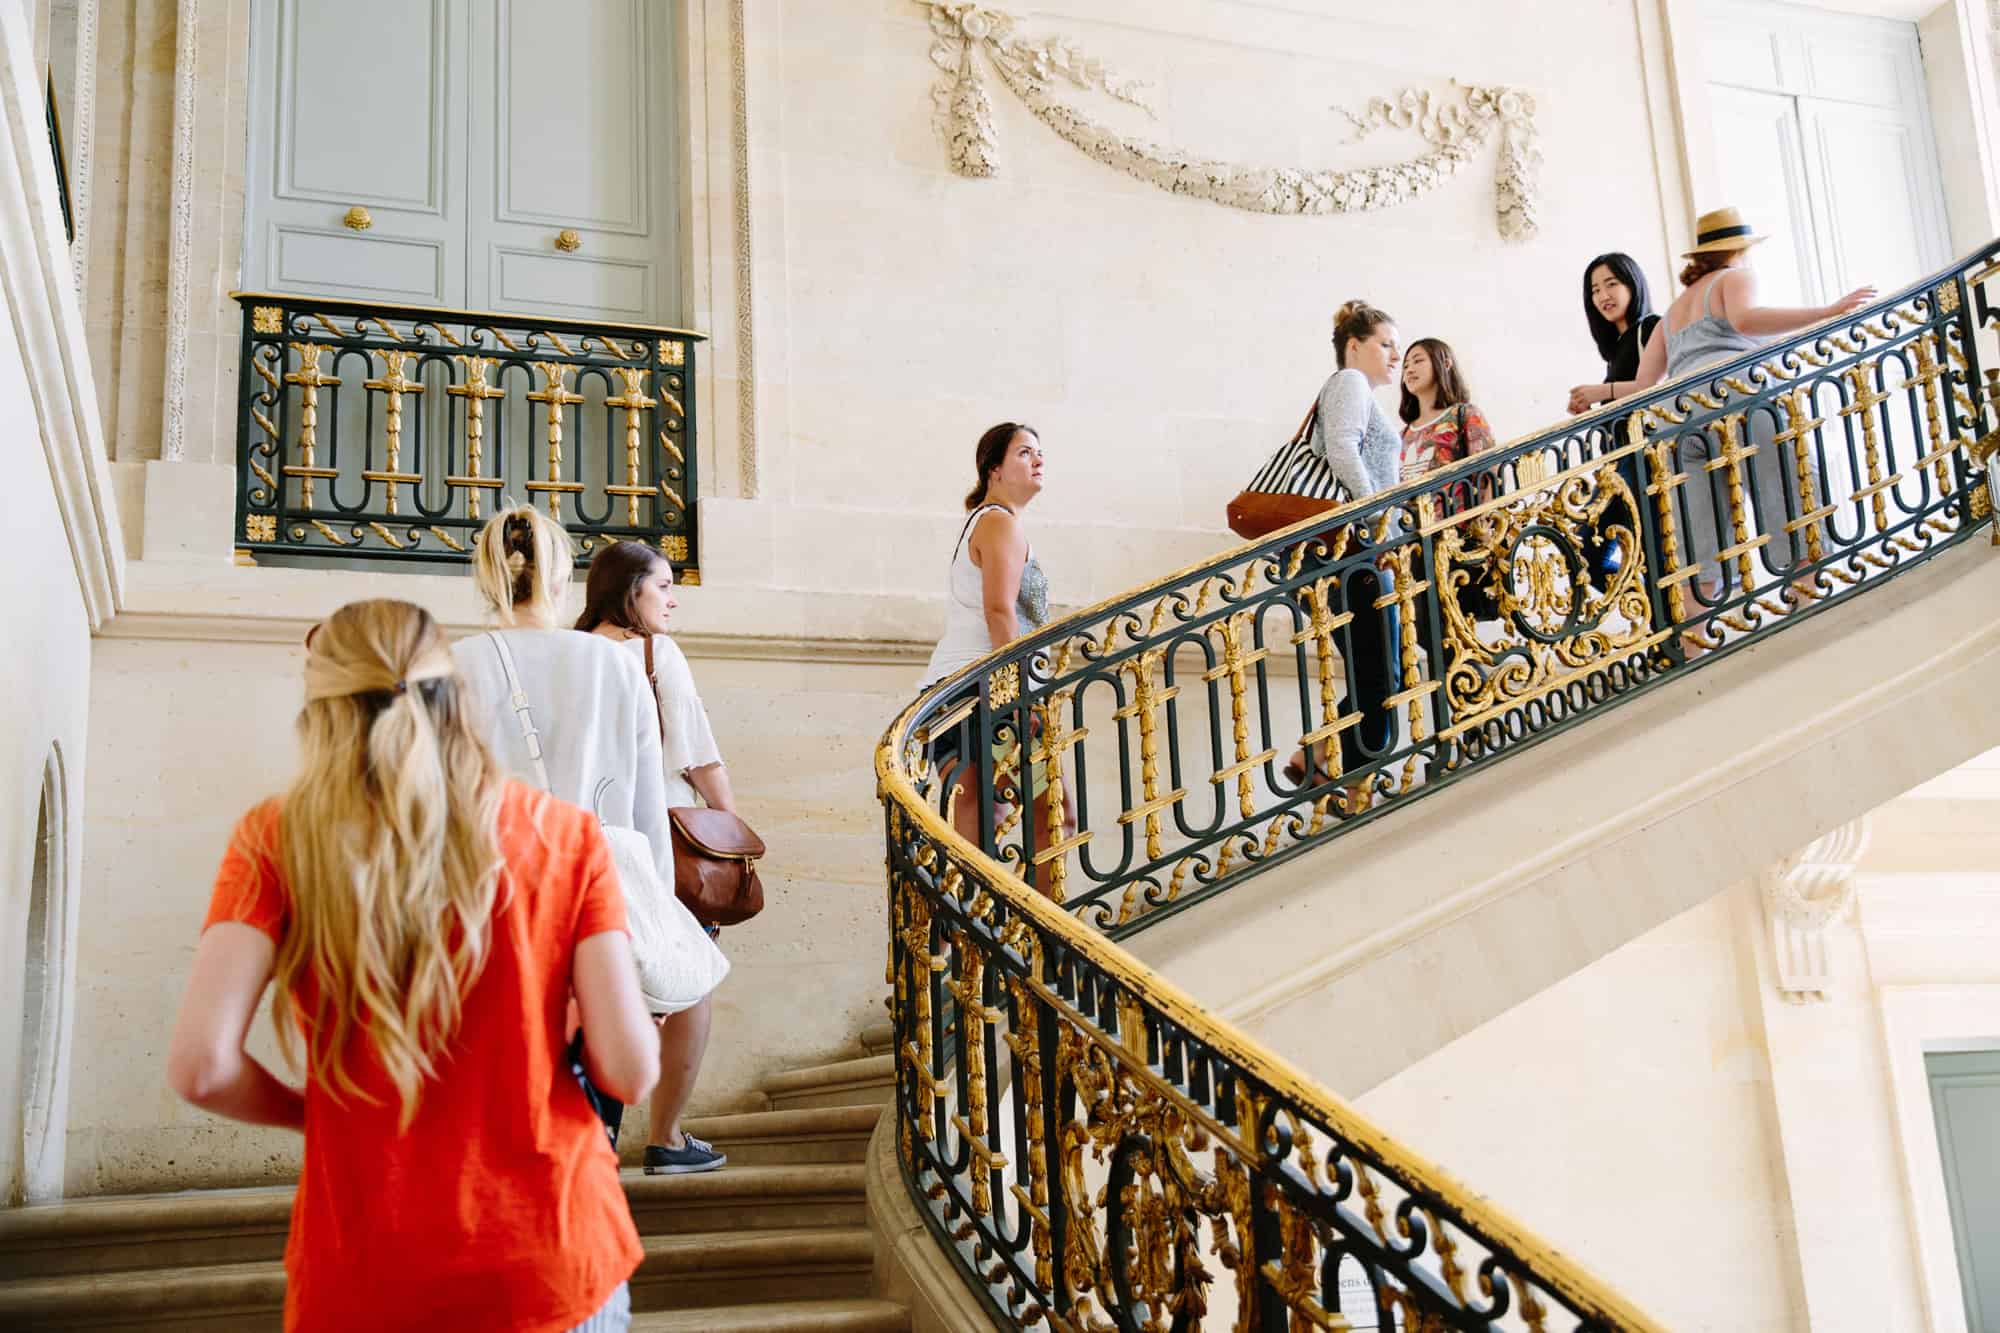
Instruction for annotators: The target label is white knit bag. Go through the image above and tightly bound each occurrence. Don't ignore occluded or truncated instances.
[486,633,729,1015]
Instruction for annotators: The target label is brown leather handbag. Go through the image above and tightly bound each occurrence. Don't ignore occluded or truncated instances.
[645,638,768,926]
[667,806,766,926]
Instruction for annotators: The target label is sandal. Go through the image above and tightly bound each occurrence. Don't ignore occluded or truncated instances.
[1283,742,1335,788]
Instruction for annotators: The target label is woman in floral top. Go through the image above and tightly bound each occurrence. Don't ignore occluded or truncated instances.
[1397,338,1496,487]
[1399,338,1500,623]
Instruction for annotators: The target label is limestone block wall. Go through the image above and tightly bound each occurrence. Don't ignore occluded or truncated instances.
[1355,768,2000,1333]
[739,0,1685,607]
[1357,890,1798,1331]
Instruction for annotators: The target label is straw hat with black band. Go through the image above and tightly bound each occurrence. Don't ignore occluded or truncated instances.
[1685,206,1767,256]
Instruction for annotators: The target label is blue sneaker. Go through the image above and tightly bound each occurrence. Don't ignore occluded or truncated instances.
[643,1134,726,1175]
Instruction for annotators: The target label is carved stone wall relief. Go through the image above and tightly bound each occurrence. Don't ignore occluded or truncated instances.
[1760,819,1871,1003]
[921,3,1543,240]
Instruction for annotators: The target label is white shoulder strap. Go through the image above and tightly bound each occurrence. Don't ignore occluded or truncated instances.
[486,632,552,793]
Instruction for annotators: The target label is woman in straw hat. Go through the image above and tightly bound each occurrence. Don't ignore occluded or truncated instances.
[1595,207,1875,627]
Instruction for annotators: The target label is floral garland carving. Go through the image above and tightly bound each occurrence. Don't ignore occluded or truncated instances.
[923,3,1543,240]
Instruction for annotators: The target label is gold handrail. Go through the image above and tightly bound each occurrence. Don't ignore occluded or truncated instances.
[876,690,1670,1330]
[228,290,709,342]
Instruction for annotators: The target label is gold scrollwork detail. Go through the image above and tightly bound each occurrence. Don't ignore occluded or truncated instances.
[1435,456,1659,739]
[244,513,276,542]
[658,339,686,366]
[1935,279,1961,315]
[251,305,283,334]
[659,535,690,561]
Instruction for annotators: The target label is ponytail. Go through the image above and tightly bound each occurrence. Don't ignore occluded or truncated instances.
[472,505,574,629]
[279,598,505,1128]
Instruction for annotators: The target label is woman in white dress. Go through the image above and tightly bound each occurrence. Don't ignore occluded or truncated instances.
[452,505,726,1175]
[919,423,1073,886]
[574,541,739,1176]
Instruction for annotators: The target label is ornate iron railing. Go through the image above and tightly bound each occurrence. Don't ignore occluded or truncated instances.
[900,245,1999,940]
[877,241,2000,1329]
[230,293,705,575]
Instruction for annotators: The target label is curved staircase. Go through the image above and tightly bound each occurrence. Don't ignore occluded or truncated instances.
[873,244,2000,1329]
[0,1030,905,1331]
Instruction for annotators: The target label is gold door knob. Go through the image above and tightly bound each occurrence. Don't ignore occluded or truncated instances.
[342,206,373,231]
[554,229,581,253]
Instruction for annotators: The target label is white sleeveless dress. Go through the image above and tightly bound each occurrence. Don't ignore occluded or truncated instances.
[918,504,1050,691]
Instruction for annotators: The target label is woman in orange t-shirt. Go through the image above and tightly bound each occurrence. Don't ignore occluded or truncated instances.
[166,598,660,1332]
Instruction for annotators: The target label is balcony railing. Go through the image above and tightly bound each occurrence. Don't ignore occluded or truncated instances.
[231,293,705,575]
[876,240,2000,1329]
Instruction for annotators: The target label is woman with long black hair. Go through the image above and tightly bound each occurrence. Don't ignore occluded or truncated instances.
[1566,251,1663,415]
[1563,253,1663,582]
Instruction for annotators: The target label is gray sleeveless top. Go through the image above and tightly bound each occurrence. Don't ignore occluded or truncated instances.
[1666,276,1762,378]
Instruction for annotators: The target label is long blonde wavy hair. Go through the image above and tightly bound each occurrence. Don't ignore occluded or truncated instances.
[274,599,506,1126]
[472,504,574,629]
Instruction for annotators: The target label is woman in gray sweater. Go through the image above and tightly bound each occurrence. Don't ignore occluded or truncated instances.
[1285,300,1404,808]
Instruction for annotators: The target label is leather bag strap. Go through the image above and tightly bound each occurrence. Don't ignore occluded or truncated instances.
[487,632,552,793]
[642,636,666,743]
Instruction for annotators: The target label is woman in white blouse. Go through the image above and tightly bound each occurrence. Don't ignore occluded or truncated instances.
[577,542,735,814]
[574,541,738,1177]
[453,507,727,1176]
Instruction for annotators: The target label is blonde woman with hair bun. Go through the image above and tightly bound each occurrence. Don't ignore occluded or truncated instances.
[167,598,659,1331]
[454,504,728,1176]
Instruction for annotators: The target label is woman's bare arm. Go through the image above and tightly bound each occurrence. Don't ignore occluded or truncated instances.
[1721,267,1876,337]
[572,930,661,1104]
[165,923,306,1129]
[686,762,736,814]
[969,508,1027,652]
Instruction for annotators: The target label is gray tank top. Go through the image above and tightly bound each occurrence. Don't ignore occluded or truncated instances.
[1666,275,1762,378]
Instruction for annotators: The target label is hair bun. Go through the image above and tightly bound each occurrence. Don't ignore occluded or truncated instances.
[1334,300,1368,325]
[504,550,527,576]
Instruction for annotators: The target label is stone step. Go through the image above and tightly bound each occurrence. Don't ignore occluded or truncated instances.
[0,1258,283,1330]
[630,1227,877,1310]
[0,1164,866,1280]
[761,1054,896,1111]
[0,1227,879,1327]
[622,1163,865,1235]
[0,1187,291,1281]
[856,1019,896,1056]
[671,1103,882,1166]
[631,1297,908,1331]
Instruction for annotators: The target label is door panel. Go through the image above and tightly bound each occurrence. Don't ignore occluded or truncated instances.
[272,227,446,301]
[493,0,647,232]
[493,249,656,319]
[466,0,679,320]
[279,0,449,210]
[1706,86,1820,307]
[1927,1050,2000,1333]
[245,0,468,306]
[1803,102,1947,296]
